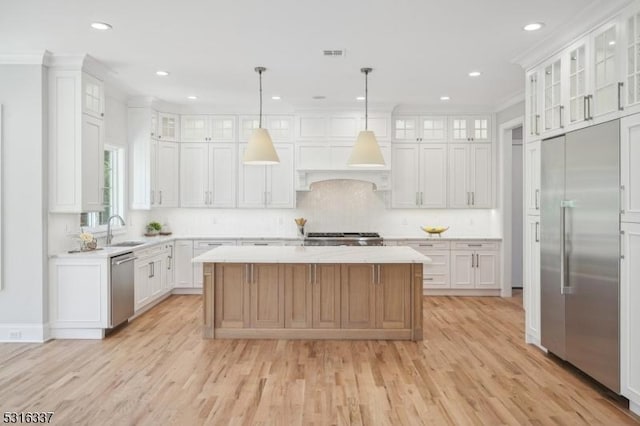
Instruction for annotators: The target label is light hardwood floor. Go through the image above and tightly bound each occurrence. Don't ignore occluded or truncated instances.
[0,293,638,425]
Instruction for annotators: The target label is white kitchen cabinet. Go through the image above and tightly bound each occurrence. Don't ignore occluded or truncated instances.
[154,141,179,207]
[624,7,640,116]
[296,141,391,171]
[296,114,327,140]
[165,242,175,291]
[359,116,391,141]
[526,69,542,140]
[542,55,566,134]
[393,116,447,142]
[590,19,624,121]
[391,144,447,208]
[174,240,194,288]
[621,112,640,224]
[49,69,105,213]
[238,144,295,208]
[82,73,105,119]
[239,240,286,246]
[524,215,541,344]
[158,112,179,141]
[407,241,451,289]
[448,143,492,208]
[450,241,500,289]
[266,115,294,141]
[134,244,169,312]
[150,110,158,138]
[239,116,261,142]
[180,143,236,208]
[449,116,491,142]
[328,115,359,139]
[525,140,541,216]
[566,38,591,127]
[193,240,237,288]
[181,115,236,142]
[621,222,640,414]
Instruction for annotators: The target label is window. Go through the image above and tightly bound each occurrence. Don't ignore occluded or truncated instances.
[80,146,125,230]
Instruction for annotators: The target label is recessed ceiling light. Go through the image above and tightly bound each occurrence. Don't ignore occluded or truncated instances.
[91,22,112,31]
[312,95,326,100]
[356,96,366,101]
[609,40,616,46]
[271,96,281,100]
[156,70,169,77]
[440,96,450,101]
[187,95,198,100]
[523,22,545,32]
[468,71,481,77]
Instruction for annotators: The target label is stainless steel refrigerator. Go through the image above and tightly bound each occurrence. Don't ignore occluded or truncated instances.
[540,119,620,393]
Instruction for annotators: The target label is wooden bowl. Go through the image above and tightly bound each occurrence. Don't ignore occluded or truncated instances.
[421,226,449,237]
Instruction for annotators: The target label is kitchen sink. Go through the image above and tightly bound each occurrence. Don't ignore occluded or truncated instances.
[110,241,146,247]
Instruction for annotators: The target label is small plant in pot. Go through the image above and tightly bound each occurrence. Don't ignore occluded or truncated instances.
[145,221,162,236]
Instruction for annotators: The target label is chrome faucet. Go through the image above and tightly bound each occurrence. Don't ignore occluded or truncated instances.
[106,215,126,246]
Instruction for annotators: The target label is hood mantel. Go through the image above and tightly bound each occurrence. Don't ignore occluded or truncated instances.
[295,169,391,191]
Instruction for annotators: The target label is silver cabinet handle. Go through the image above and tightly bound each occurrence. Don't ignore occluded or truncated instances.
[420,192,423,205]
[377,264,381,284]
[471,192,475,206]
[114,256,137,265]
[618,82,624,111]
[151,189,154,205]
[535,221,540,243]
[583,96,589,121]
[308,264,313,284]
[371,264,376,284]
[535,114,540,135]
[253,243,269,246]
[560,203,567,294]
[621,230,625,260]
[159,190,163,205]
[559,105,565,128]
[419,244,433,247]
[251,264,255,284]
[415,192,419,206]
[535,189,540,210]
[471,253,475,268]
[467,192,470,206]
[476,254,479,268]
[425,277,434,281]
[204,191,208,205]
[588,94,593,120]
[245,264,250,283]
[149,262,153,278]
[621,185,626,214]
[314,264,318,284]
[467,244,482,247]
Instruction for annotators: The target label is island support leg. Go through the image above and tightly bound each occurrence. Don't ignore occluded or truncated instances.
[412,263,423,341]
[203,263,215,338]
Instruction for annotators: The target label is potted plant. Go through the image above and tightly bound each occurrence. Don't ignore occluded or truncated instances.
[145,221,162,236]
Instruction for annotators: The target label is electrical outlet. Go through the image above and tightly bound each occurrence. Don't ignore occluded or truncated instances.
[8,331,21,340]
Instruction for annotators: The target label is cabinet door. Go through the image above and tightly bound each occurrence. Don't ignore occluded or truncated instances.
[266,144,295,208]
[624,10,640,115]
[448,144,470,208]
[542,56,564,133]
[174,240,193,288]
[567,40,590,126]
[265,116,293,141]
[134,260,151,311]
[238,144,266,208]
[525,141,541,216]
[393,116,419,142]
[313,264,341,329]
[449,117,470,142]
[328,115,358,139]
[421,250,450,289]
[215,264,250,328]
[524,216,541,342]
[419,116,447,142]
[82,73,104,119]
[391,144,421,208]
[284,264,313,328]
[341,264,376,329]
[526,69,542,138]
[419,144,448,208]
[210,116,236,142]
[210,144,237,208]
[475,251,500,289]
[150,110,158,138]
[591,20,623,119]
[296,115,327,140]
[376,264,411,329]
[450,251,474,288]
[621,114,640,223]
[181,115,209,142]
[149,258,164,298]
[239,116,261,142]
[250,264,284,328]
[165,243,174,290]
[469,116,491,142]
[360,116,390,141]
[621,222,640,404]
[296,143,330,170]
[158,113,179,141]
[469,144,492,208]
[180,143,209,207]
[156,141,179,207]
[150,139,158,206]
[81,115,105,212]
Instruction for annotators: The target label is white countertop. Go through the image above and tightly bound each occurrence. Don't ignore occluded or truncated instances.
[192,246,431,264]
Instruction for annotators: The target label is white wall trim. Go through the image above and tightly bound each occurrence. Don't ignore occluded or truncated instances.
[49,328,105,340]
[494,91,525,114]
[498,116,525,298]
[0,323,50,342]
[0,51,51,65]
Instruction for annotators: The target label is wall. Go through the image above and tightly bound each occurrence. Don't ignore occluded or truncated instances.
[497,101,525,126]
[150,180,500,239]
[511,130,523,287]
[0,64,48,341]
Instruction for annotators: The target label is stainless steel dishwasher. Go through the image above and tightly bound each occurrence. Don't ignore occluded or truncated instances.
[110,252,136,328]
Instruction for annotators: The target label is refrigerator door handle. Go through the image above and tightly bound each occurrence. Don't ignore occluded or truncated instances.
[560,204,566,295]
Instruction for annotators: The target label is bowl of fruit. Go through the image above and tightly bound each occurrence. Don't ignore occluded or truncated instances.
[420,226,449,237]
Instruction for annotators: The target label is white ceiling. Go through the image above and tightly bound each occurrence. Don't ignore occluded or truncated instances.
[0,0,610,109]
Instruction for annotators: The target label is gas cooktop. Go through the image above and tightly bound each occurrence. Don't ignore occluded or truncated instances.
[304,232,383,246]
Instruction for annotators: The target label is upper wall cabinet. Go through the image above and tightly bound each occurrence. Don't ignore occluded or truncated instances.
[239,115,294,142]
[623,6,640,116]
[566,38,590,127]
[238,144,295,208]
[158,113,179,141]
[542,54,566,133]
[393,116,448,143]
[181,115,236,142]
[526,69,542,139]
[591,19,623,120]
[449,116,491,142]
[49,69,105,213]
[296,113,391,141]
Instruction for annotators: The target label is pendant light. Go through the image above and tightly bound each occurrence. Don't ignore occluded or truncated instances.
[348,67,385,167]
[243,66,280,165]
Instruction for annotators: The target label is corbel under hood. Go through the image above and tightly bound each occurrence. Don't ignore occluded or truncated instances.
[295,169,390,191]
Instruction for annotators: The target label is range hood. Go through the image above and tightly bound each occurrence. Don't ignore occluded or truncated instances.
[295,169,390,191]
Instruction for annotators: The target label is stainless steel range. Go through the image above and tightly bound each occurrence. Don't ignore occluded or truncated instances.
[303,232,383,246]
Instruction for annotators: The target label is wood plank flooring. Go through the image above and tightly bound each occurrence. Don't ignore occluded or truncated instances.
[0,293,638,425]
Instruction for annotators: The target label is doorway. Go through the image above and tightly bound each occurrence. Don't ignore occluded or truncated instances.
[511,127,523,289]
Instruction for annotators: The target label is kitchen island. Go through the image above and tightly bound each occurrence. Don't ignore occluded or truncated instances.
[193,246,430,341]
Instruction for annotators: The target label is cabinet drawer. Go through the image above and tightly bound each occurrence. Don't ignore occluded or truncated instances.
[135,243,166,259]
[452,241,500,250]
[407,241,451,251]
[194,240,237,249]
[423,274,449,289]
[423,251,450,275]
[239,240,285,246]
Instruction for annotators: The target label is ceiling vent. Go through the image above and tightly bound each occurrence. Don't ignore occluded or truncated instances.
[323,49,346,57]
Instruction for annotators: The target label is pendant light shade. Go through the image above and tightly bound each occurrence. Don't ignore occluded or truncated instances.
[243,66,280,165]
[348,67,385,168]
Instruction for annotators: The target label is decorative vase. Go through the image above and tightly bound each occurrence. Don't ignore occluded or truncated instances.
[297,224,305,237]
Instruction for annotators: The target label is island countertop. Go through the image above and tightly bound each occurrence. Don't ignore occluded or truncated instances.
[192,245,431,264]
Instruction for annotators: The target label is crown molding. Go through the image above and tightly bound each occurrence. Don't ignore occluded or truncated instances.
[494,91,525,113]
[512,0,634,71]
[0,50,51,65]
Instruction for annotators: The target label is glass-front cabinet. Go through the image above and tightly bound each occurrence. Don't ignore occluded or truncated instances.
[526,69,541,139]
[568,41,589,125]
[591,20,622,119]
[543,56,564,132]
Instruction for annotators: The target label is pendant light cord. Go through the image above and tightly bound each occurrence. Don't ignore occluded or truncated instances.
[258,69,263,128]
[364,69,368,130]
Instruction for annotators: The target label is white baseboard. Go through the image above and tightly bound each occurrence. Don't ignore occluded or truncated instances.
[172,288,203,295]
[630,400,640,416]
[423,289,501,297]
[0,323,50,343]
[49,328,105,339]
